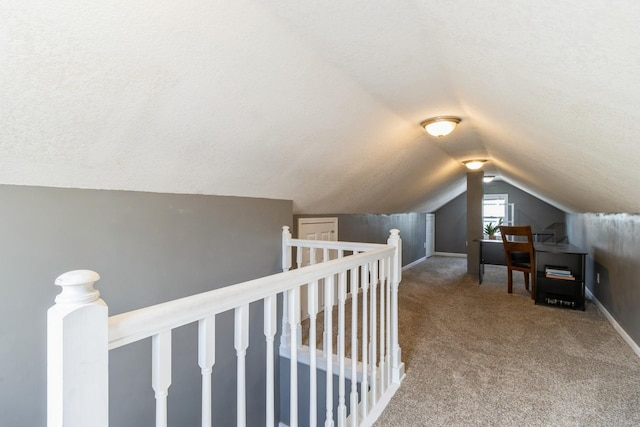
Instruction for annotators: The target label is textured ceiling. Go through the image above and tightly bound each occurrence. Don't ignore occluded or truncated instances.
[2,1,640,214]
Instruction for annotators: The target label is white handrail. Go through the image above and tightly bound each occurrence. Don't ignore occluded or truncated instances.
[108,246,392,349]
[287,238,386,252]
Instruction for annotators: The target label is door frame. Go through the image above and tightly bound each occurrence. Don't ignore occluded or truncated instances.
[426,213,435,258]
[297,217,338,240]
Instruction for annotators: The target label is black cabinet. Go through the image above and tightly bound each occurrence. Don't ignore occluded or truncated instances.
[534,243,587,310]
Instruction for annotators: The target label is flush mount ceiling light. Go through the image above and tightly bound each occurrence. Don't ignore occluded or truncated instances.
[483,175,495,183]
[463,160,487,170]
[420,116,461,137]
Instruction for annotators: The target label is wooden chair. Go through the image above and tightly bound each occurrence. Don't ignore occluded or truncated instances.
[499,225,535,298]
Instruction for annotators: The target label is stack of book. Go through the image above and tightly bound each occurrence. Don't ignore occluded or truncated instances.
[545,266,575,280]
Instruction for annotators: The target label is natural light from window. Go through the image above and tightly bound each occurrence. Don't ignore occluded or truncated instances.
[483,194,509,236]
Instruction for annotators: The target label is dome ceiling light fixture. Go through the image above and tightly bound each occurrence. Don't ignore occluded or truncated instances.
[483,175,495,183]
[463,160,487,170]
[420,116,461,137]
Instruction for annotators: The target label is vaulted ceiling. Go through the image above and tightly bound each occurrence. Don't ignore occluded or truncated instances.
[3,1,640,214]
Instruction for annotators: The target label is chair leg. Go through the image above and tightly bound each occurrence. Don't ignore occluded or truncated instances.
[507,269,513,293]
[531,273,536,300]
[524,271,529,292]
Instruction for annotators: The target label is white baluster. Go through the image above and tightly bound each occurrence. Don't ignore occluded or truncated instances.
[48,270,108,427]
[379,259,386,394]
[264,296,277,427]
[153,330,172,427]
[337,257,347,427]
[323,248,332,306]
[349,265,359,427]
[324,274,335,427]
[235,304,249,427]
[385,256,392,386]
[321,247,332,359]
[288,287,300,427]
[297,245,304,269]
[360,263,369,419]
[387,229,405,383]
[370,262,378,405]
[308,280,318,427]
[298,247,305,349]
[198,316,215,427]
[281,290,290,351]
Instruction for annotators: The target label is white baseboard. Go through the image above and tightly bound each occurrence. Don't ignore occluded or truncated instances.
[359,381,402,427]
[586,287,640,359]
[433,251,467,258]
[403,256,426,270]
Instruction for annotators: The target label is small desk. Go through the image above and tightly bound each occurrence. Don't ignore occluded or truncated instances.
[478,239,587,310]
[478,239,506,284]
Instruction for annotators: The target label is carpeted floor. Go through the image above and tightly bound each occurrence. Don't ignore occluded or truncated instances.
[373,256,640,427]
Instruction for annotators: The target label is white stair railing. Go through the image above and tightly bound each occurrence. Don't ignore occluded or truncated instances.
[47,227,404,427]
[280,227,405,427]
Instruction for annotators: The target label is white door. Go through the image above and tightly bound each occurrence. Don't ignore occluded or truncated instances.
[426,214,435,257]
[298,218,338,319]
[298,218,338,257]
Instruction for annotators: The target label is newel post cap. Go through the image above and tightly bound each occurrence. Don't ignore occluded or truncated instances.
[388,229,401,242]
[54,269,101,304]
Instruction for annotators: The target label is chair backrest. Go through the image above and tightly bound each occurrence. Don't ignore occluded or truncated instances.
[499,225,535,270]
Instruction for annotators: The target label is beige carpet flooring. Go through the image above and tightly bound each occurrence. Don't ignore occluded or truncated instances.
[373,256,640,427]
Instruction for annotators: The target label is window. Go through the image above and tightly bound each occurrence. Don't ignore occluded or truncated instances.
[483,194,508,236]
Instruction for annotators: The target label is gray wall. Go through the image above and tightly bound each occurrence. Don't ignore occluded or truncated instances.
[434,192,466,254]
[0,185,292,427]
[567,213,640,346]
[435,180,566,254]
[486,180,567,236]
[294,213,426,266]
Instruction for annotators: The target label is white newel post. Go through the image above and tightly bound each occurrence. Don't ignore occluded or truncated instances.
[282,226,293,272]
[387,229,405,384]
[48,270,108,427]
